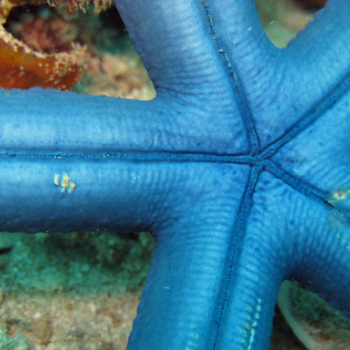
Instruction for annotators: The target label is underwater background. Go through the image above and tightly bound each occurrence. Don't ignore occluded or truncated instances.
[0,0,349,348]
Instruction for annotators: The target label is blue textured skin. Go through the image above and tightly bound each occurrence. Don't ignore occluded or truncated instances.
[0,0,350,349]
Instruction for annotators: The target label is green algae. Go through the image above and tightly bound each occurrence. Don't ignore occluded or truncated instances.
[0,231,154,295]
[0,327,28,350]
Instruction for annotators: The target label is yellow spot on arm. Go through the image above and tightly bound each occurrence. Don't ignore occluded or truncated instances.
[56,173,76,194]
[54,174,60,186]
[61,174,70,193]
[328,188,350,205]
[68,182,76,194]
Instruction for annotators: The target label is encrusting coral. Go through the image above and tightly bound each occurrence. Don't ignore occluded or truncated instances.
[48,0,112,15]
[0,0,86,90]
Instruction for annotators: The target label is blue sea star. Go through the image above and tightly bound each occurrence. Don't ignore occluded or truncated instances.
[0,0,349,349]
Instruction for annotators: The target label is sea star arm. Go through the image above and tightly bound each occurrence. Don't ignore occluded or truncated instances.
[293,205,350,318]
[239,171,350,350]
[114,0,252,155]
[207,0,350,152]
[202,2,350,349]
[0,88,177,232]
[1,87,246,233]
[114,0,238,101]
[267,59,350,316]
[283,0,350,134]
[128,163,252,349]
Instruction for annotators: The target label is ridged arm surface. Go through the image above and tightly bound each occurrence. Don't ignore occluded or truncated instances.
[0,1,350,349]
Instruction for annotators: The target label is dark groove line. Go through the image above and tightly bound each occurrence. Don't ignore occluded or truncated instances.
[0,150,333,207]
[264,160,330,204]
[211,164,263,350]
[201,1,260,156]
[0,151,256,165]
[261,71,350,159]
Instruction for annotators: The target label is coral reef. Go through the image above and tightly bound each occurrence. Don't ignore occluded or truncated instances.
[0,0,86,90]
[0,231,154,294]
[0,0,154,95]
[0,231,154,349]
[77,51,155,99]
[277,281,350,350]
[48,0,112,15]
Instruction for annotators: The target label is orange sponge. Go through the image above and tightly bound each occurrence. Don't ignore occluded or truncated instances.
[0,0,86,90]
